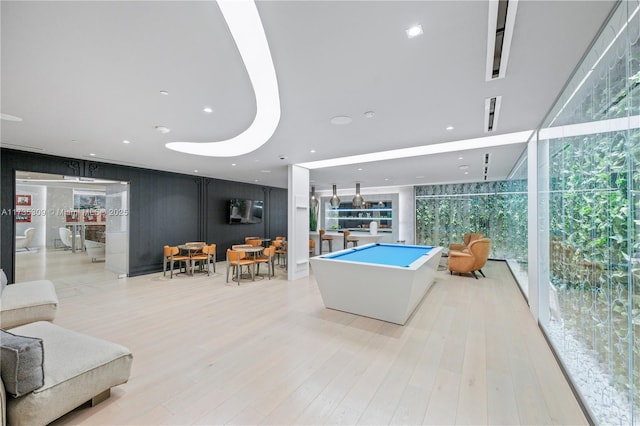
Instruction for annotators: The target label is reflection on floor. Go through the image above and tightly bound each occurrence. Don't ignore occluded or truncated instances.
[16,246,113,284]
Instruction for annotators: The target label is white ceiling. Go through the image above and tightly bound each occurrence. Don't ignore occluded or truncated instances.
[1,1,616,191]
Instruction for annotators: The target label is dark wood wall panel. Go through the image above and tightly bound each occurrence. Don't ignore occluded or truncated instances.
[128,172,202,276]
[205,180,287,259]
[268,187,288,239]
[1,149,287,282]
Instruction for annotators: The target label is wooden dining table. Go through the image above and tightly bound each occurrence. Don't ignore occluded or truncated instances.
[177,243,206,275]
[232,245,265,279]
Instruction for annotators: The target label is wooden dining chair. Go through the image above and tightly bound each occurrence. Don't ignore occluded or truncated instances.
[207,243,217,272]
[226,249,255,284]
[248,239,263,247]
[163,245,189,278]
[254,246,275,279]
[190,244,216,276]
[273,240,287,266]
[245,236,260,243]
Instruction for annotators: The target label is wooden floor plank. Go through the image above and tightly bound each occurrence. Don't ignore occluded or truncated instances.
[13,249,587,426]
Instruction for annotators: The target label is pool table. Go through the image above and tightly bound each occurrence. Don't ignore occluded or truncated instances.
[310,243,443,325]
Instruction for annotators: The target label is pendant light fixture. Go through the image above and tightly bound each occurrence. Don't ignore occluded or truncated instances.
[352,182,364,208]
[330,184,341,208]
[309,186,318,209]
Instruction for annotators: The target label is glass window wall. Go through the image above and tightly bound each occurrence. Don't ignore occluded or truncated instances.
[415,179,528,292]
[538,2,640,423]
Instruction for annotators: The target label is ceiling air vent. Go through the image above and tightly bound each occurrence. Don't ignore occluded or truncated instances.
[484,96,501,132]
[486,0,519,81]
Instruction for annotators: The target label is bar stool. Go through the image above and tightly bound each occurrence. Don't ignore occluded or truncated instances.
[343,230,359,249]
[319,229,333,254]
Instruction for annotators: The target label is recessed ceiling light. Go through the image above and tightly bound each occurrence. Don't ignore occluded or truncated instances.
[458,156,464,160]
[155,126,171,134]
[357,168,363,171]
[261,170,271,173]
[406,24,423,39]
[446,126,454,130]
[194,169,198,173]
[231,163,237,166]
[89,153,96,157]
[122,140,130,144]
[459,165,470,170]
[203,107,214,114]
[310,149,316,153]
[330,116,352,125]
[254,179,260,182]
[384,178,389,181]
[159,90,169,96]
[364,111,375,118]
[464,171,469,175]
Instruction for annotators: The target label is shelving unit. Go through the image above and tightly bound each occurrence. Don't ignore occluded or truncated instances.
[320,193,399,243]
[325,207,393,231]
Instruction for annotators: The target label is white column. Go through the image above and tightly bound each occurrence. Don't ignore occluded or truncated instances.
[287,165,310,280]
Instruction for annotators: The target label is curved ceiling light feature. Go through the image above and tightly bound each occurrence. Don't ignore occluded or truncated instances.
[166,0,280,157]
[1,113,23,122]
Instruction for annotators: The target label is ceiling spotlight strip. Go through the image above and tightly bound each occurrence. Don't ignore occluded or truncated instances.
[485,95,501,132]
[166,0,280,157]
[485,0,518,81]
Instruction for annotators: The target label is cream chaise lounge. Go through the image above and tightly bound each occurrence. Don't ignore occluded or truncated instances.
[0,271,133,426]
[0,278,58,330]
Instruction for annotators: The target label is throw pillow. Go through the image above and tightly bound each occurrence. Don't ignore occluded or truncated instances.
[0,329,45,397]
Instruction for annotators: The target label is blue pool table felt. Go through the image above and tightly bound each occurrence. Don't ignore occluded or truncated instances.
[324,243,433,267]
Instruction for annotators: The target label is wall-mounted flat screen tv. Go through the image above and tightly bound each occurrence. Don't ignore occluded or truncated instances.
[229,199,263,224]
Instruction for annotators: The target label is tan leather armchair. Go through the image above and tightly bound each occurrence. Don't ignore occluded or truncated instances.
[448,238,491,279]
[449,232,484,252]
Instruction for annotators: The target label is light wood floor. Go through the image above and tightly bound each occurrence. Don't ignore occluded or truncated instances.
[15,248,587,425]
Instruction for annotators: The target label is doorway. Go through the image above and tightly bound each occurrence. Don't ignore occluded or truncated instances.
[14,171,130,281]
